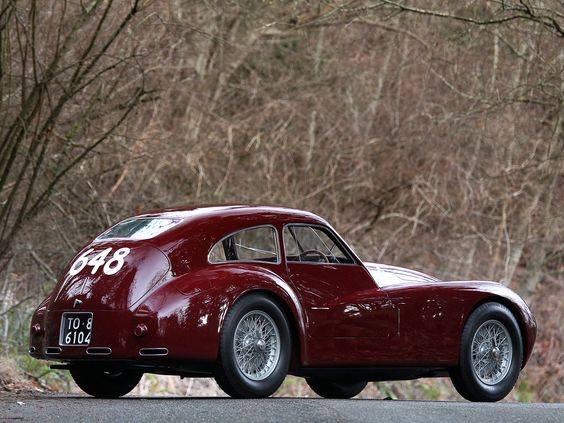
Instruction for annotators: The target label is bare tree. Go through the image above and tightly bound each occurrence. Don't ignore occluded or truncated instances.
[291,1,563,37]
[0,0,152,264]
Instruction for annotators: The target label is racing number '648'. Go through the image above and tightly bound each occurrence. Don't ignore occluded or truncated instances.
[68,247,130,276]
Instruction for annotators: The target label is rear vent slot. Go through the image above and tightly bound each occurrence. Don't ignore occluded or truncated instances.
[139,348,168,356]
[86,347,112,355]
[45,347,61,355]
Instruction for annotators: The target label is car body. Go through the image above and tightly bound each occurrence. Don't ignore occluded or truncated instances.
[29,205,536,400]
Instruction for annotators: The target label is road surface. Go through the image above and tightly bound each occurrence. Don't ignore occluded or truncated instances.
[1,394,562,422]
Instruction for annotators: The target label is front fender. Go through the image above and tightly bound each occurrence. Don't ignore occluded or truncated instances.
[459,282,536,367]
[438,281,537,367]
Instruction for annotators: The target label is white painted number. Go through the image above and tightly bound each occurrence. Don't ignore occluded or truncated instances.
[88,248,112,274]
[68,248,94,276]
[103,248,130,275]
[68,247,130,276]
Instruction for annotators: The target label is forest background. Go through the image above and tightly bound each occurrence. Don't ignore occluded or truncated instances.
[0,0,562,401]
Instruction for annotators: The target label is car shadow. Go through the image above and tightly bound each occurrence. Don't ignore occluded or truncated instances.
[43,395,397,401]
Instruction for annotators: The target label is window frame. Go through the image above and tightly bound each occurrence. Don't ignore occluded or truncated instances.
[282,223,359,266]
[207,224,281,265]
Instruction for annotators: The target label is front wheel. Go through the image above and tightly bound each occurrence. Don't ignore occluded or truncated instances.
[306,378,367,399]
[70,368,142,398]
[450,302,523,402]
[215,294,291,398]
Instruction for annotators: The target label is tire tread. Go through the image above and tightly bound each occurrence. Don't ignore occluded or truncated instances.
[451,301,523,402]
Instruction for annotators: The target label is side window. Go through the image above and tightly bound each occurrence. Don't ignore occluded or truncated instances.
[283,225,354,264]
[208,242,226,262]
[209,226,279,263]
[283,226,300,257]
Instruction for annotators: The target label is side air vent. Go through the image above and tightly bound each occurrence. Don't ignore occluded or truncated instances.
[86,347,112,355]
[139,348,168,356]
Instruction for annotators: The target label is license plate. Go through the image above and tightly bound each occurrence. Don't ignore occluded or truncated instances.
[59,312,93,346]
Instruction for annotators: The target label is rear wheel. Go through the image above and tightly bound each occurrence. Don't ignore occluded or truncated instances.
[450,302,523,402]
[70,368,142,398]
[215,293,291,398]
[306,378,367,399]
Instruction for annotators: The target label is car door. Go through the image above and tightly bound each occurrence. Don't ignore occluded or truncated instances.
[282,224,397,366]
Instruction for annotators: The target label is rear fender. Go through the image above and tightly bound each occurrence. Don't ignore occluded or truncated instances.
[135,264,307,364]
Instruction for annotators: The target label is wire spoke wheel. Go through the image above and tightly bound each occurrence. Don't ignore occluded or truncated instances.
[471,320,513,385]
[233,310,281,381]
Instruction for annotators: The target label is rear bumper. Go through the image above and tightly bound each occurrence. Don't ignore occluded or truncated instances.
[30,308,180,362]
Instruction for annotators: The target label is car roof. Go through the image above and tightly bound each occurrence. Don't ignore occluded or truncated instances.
[134,204,329,227]
[101,204,361,269]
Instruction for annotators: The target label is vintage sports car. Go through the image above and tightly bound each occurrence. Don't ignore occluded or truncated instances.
[29,205,536,401]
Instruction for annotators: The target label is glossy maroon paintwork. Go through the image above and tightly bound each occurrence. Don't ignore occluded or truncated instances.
[29,205,536,376]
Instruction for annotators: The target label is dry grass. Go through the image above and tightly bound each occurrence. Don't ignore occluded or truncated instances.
[0,357,44,393]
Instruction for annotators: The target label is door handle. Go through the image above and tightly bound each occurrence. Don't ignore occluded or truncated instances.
[381,300,394,309]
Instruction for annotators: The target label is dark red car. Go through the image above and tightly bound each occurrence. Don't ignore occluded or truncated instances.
[29,205,536,401]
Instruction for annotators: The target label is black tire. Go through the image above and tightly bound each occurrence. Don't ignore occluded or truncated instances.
[306,378,367,399]
[70,368,142,398]
[450,302,523,402]
[215,293,291,398]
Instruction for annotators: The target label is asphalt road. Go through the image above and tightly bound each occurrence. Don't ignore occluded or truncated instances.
[1,394,562,422]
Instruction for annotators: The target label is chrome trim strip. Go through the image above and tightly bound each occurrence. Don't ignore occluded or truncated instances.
[397,308,401,336]
[86,347,112,355]
[286,261,360,267]
[139,347,168,356]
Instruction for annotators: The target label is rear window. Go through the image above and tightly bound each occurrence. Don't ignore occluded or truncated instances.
[97,217,181,240]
